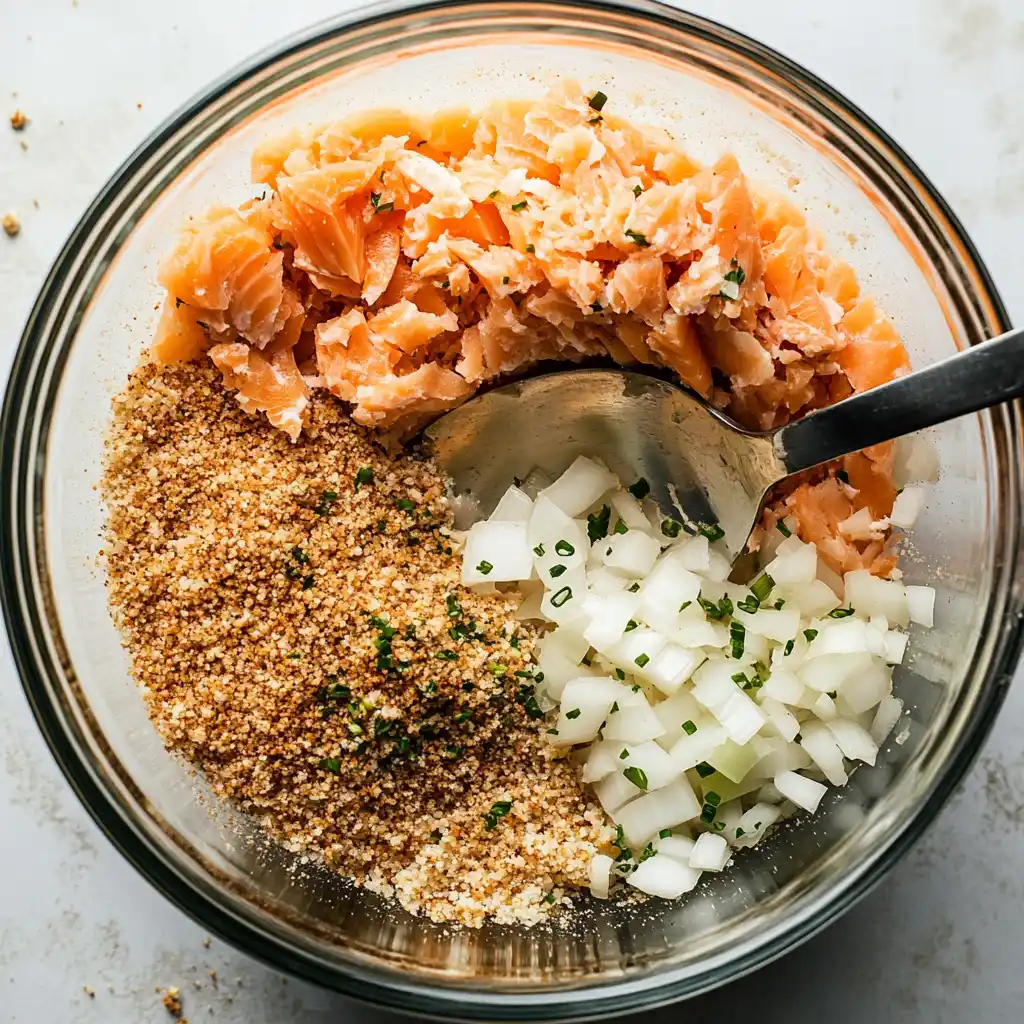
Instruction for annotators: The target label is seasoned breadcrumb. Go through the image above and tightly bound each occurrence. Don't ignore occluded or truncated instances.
[103,363,607,927]
[2,213,19,237]
[9,109,28,130]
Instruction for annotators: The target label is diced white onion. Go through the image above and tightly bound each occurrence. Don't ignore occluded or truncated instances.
[688,832,730,872]
[905,585,935,627]
[489,484,534,523]
[627,854,702,898]
[870,694,904,746]
[538,455,617,517]
[799,722,848,786]
[461,521,533,584]
[889,486,925,528]
[615,777,702,848]
[826,718,878,765]
[588,852,615,899]
[600,530,662,577]
[774,770,827,813]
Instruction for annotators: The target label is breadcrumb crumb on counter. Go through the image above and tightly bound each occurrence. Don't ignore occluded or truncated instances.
[2,213,19,237]
[9,109,28,130]
[102,363,608,928]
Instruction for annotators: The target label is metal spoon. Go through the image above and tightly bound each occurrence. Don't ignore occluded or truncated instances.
[426,327,1024,558]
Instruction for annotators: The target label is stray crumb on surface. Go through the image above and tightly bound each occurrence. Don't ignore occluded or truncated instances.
[161,986,183,1018]
[2,213,19,237]
[10,109,28,130]
[103,363,607,928]
[82,986,95,998]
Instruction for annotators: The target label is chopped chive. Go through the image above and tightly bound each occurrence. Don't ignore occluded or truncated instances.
[804,628,819,642]
[446,594,461,618]
[613,519,628,535]
[629,582,640,592]
[489,662,508,676]
[659,828,673,839]
[314,489,339,515]
[525,243,535,253]
[696,761,715,778]
[619,748,629,760]
[679,600,692,611]
[615,668,626,680]
[774,598,786,609]
[623,766,648,790]
[682,720,698,735]
[700,803,717,824]
[547,728,559,735]
[828,607,855,618]
[730,621,746,659]
[301,575,315,590]
[634,653,650,668]
[751,574,775,603]
[549,564,568,578]
[737,595,760,614]
[551,586,573,608]
[590,300,602,313]
[776,519,792,537]
[611,701,619,713]
[347,722,364,736]
[625,229,650,247]
[533,543,545,556]
[376,202,394,214]
[502,275,510,284]
[511,200,527,211]
[435,650,458,660]
[320,757,341,774]
[476,560,494,575]
[565,708,581,720]
[698,523,725,542]
[625,620,639,632]
[488,189,500,199]
[588,90,608,111]
[704,791,721,806]
[354,466,374,490]
[633,184,644,197]
[784,638,795,656]
[555,539,575,556]
[482,800,513,831]
[628,478,651,500]
[396,497,415,511]
[587,504,611,542]
[661,518,682,538]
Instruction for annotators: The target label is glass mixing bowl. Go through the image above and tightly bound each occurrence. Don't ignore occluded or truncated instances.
[2,0,1022,1018]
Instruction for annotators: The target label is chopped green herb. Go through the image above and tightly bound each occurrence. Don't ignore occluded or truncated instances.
[588,90,608,111]
[826,690,838,700]
[590,300,602,313]
[320,757,341,775]
[482,800,513,830]
[774,598,786,609]
[287,652,302,660]
[314,489,339,515]
[551,586,573,608]
[613,519,628,535]
[633,184,644,197]
[713,820,727,832]
[476,560,494,575]
[625,619,639,632]
[661,518,682,538]
[587,504,611,542]
[446,594,461,618]
[615,668,626,680]
[628,478,651,500]
[301,575,315,591]
[723,263,746,287]
[488,189,500,199]
[565,708,582,720]
[682,720,697,735]
[511,200,527,211]
[375,201,394,214]
[699,595,733,621]
[347,722,364,736]
[619,748,629,760]
[291,547,309,564]
[751,574,775,603]
[784,639,795,657]
[549,564,567,578]
[435,650,458,660]
[679,600,692,611]
[659,828,673,839]
[735,827,746,838]
[623,766,648,790]
[525,243,535,253]
[634,653,650,668]
[554,539,575,557]
[444,744,463,759]
[502,275,510,284]
[374,717,396,737]
[776,519,792,537]
[454,710,472,724]
[625,229,650,247]
[695,761,715,778]
[631,684,641,693]
[489,662,508,676]
[543,892,556,904]
[737,595,760,614]
[610,701,620,713]
[700,803,717,824]
[828,607,855,618]
[533,544,545,557]
[698,523,725,542]
[730,620,746,659]
[396,497,415,512]
[354,466,374,490]
[804,628,819,642]
[547,728,559,735]
[629,582,641,592]
[704,791,721,806]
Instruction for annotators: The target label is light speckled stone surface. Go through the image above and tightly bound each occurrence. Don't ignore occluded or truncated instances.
[1,1,1022,1020]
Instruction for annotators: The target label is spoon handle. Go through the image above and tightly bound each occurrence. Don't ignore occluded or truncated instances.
[774,326,1024,475]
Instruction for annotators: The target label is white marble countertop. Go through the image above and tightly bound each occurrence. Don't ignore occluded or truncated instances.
[1,1,1022,1020]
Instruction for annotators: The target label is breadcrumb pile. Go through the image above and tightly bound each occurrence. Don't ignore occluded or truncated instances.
[102,362,607,927]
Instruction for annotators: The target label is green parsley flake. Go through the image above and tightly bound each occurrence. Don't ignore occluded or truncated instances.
[482,800,513,831]
[587,504,611,541]
[751,573,775,602]
[661,518,682,538]
[555,539,575,556]
[682,720,697,735]
[511,200,527,211]
[354,466,374,490]
[776,519,792,537]
[623,766,648,790]
[476,560,494,575]
[550,586,573,608]
[625,229,650,247]
[549,564,567,578]
[565,708,582,720]
[588,90,608,111]
[698,522,725,542]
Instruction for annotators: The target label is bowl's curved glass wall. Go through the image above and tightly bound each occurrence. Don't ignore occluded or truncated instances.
[4,1,1020,1018]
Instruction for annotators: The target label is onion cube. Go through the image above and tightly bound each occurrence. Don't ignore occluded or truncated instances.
[844,570,909,627]
[618,740,679,790]
[906,585,935,627]
[538,456,617,516]
[594,769,640,815]
[889,486,925,528]
[489,484,533,523]
[540,567,589,626]
[645,644,706,696]
[589,852,615,900]
[600,531,661,577]
[766,536,817,584]
[669,720,727,772]
[804,619,872,659]
[799,721,848,786]
[461,521,533,584]
[798,651,874,693]
[688,832,730,872]
[611,489,652,531]
[529,497,588,574]
[607,626,666,674]
[870,694,904,746]
[762,667,805,705]
[602,690,666,744]
[552,677,621,745]
[653,834,696,861]
[652,690,703,745]
[826,718,879,765]
[777,579,841,618]
[581,743,619,783]
[839,661,892,714]
[583,591,642,652]
[760,697,801,742]
[732,607,801,643]
[707,738,759,783]
[615,777,702,847]
[774,770,828,813]
[627,854,702,898]
[673,535,711,572]
[883,629,909,665]
[733,803,782,848]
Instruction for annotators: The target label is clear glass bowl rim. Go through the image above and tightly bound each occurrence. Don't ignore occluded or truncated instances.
[1,0,1022,1019]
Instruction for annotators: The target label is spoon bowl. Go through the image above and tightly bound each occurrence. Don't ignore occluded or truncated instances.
[427,326,1024,557]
